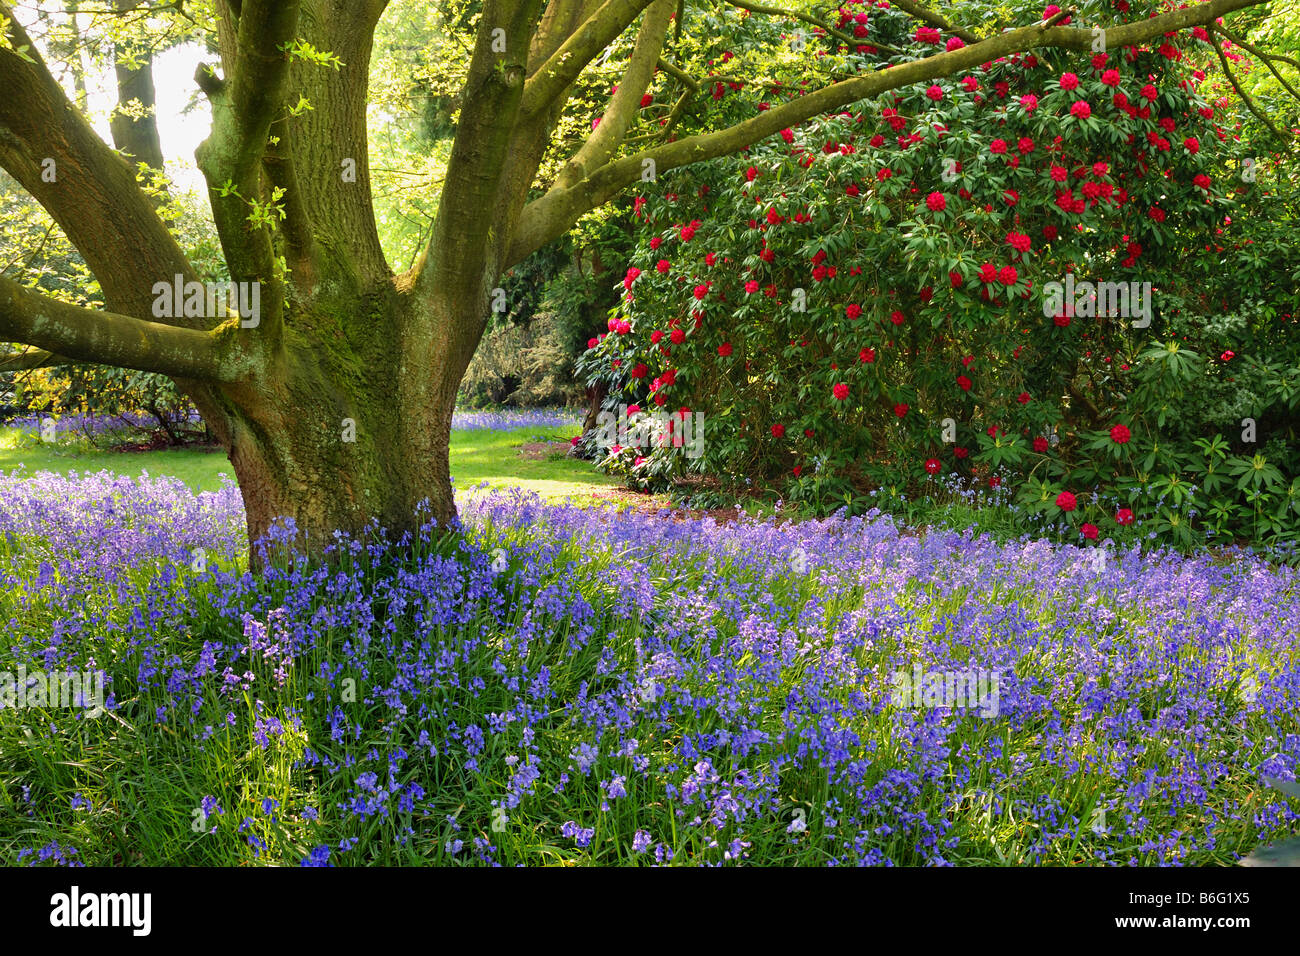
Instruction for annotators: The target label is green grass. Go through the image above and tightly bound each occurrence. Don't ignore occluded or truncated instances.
[0,424,621,501]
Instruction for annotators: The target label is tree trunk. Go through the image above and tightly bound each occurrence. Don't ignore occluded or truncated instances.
[219,289,479,559]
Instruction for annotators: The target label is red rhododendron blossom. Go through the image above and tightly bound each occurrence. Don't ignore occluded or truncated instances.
[926,191,946,212]
[717,342,733,357]
[890,310,906,326]
[926,85,944,101]
[693,284,709,300]
[792,465,802,476]
[990,139,1008,154]
[670,328,685,344]
[846,303,862,319]
[771,423,785,438]
[1110,424,1131,444]
[1054,313,1071,327]
[832,383,849,401]
[1101,68,1121,86]
[1059,72,1080,91]
[1056,491,1077,511]
[1020,93,1038,111]
[705,252,717,266]
[1116,508,1134,525]
[650,330,663,344]
[957,375,972,391]
[1033,436,1049,453]
[656,259,670,273]
[925,458,941,475]
[1221,350,1235,362]
[1017,391,1031,404]
[954,446,968,459]
[1071,101,1091,119]
[894,403,909,418]
[1081,523,1099,540]
[999,265,1018,285]
[860,347,876,363]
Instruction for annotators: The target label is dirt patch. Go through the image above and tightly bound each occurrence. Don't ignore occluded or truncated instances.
[517,440,574,461]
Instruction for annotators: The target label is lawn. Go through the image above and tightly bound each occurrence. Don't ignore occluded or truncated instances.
[0,423,622,501]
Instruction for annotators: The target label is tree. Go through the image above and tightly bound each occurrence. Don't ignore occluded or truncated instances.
[0,0,1287,558]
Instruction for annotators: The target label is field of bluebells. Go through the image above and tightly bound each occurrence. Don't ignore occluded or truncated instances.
[1,467,1297,867]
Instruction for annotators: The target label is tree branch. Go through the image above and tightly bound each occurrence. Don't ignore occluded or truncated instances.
[521,0,657,117]
[0,5,204,329]
[194,0,300,339]
[725,0,858,49]
[1216,25,1300,103]
[555,0,674,190]
[0,347,75,372]
[1210,24,1293,142]
[508,0,1267,265]
[0,278,251,382]
[889,0,980,45]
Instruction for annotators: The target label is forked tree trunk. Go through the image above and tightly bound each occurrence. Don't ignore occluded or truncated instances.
[219,289,485,554]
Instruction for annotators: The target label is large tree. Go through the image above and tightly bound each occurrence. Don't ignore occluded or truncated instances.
[0,0,1288,555]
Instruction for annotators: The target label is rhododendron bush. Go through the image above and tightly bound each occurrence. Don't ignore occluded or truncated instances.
[577,0,1300,549]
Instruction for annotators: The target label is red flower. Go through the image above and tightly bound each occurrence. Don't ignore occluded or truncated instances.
[954,446,968,459]
[680,225,696,241]
[845,303,862,319]
[990,139,1008,154]
[926,191,946,212]
[1116,508,1134,526]
[792,464,802,476]
[587,337,599,348]
[771,423,785,438]
[999,265,1019,286]
[1017,391,1031,404]
[989,476,1002,488]
[859,347,876,363]
[693,284,709,300]
[1033,436,1049,453]
[670,328,685,344]
[1101,68,1120,86]
[705,252,717,266]
[1110,424,1131,444]
[890,310,906,326]
[832,383,849,401]
[650,330,663,344]
[1070,100,1091,119]
[745,166,758,181]
[893,403,909,418]
[656,259,670,273]
[957,375,972,391]
[1059,72,1080,91]
[631,362,648,379]
[1081,523,1099,540]
[1054,313,1071,327]
[925,84,943,101]
[640,93,653,108]
[745,280,759,294]
[1221,350,1235,362]
[717,342,733,357]
[924,458,941,475]
[1056,490,1077,511]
